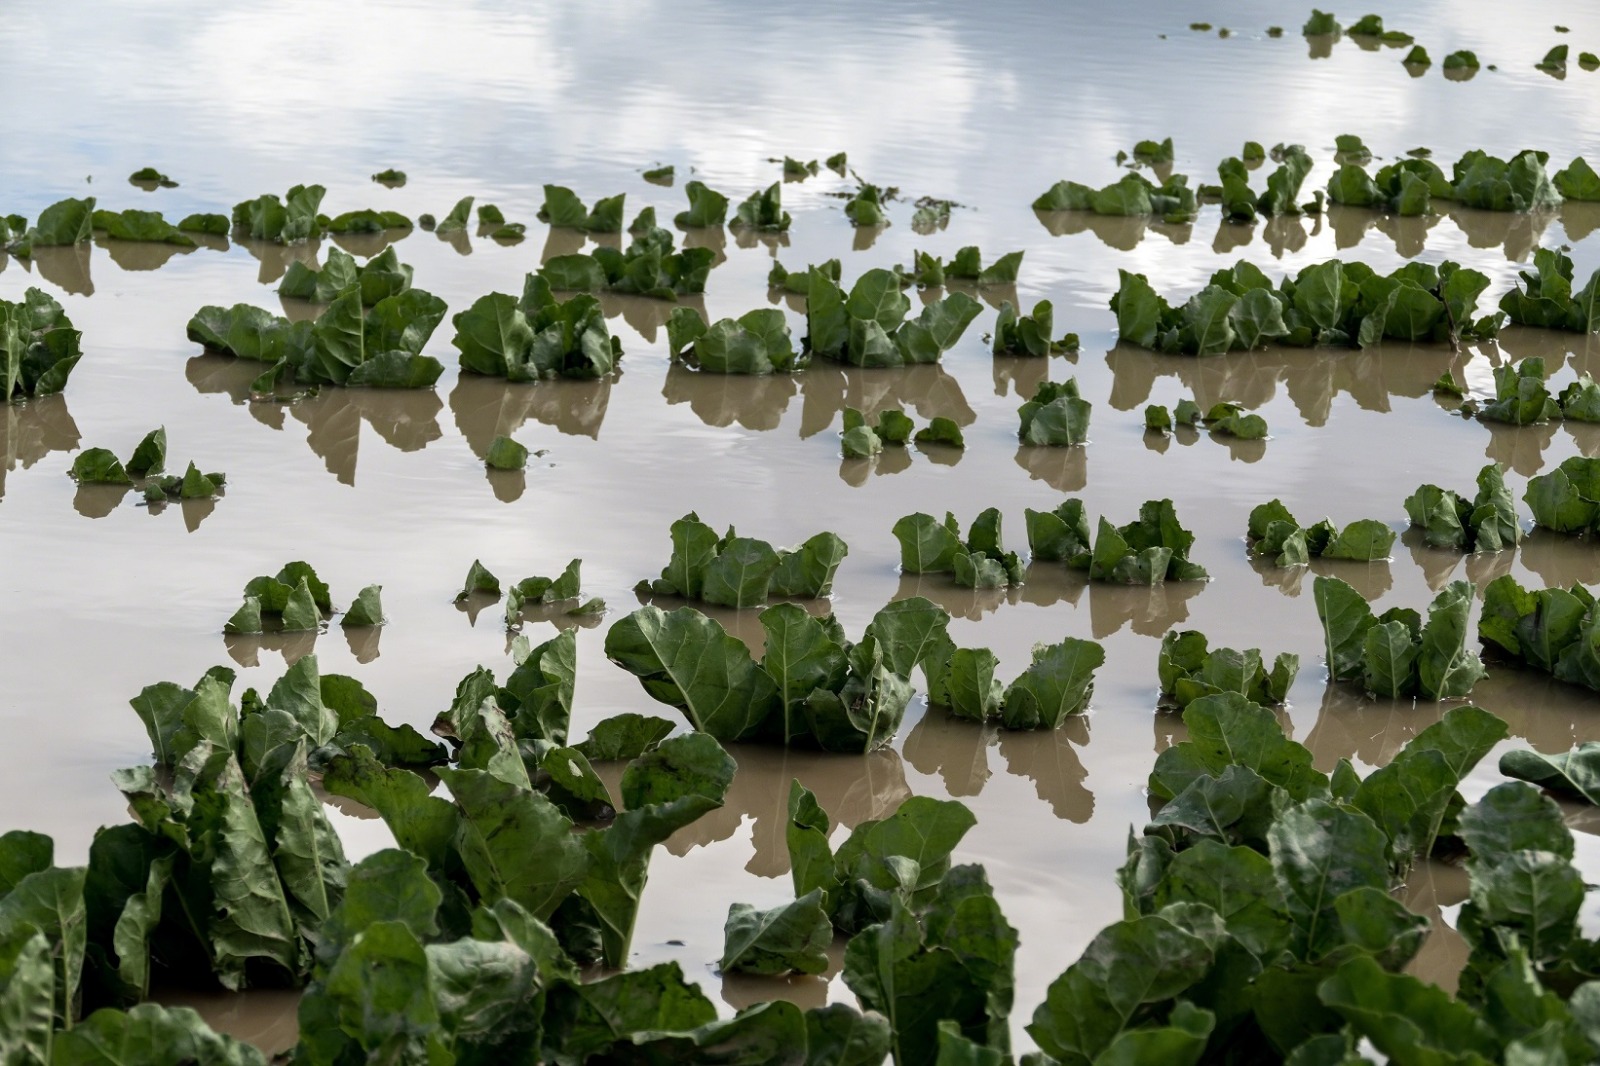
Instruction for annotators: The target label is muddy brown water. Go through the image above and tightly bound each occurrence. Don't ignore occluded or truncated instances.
[5,0,1600,1053]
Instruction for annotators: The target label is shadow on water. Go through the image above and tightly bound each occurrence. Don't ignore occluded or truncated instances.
[1104,339,1459,427]
[0,394,79,500]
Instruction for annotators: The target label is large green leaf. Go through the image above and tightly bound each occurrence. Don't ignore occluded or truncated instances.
[437,767,587,920]
[760,605,848,745]
[55,1003,268,1065]
[1313,576,1377,683]
[1416,580,1487,700]
[720,889,831,976]
[1150,692,1327,801]
[1000,638,1104,730]
[1320,955,1499,1065]
[1028,914,1212,1065]
[1269,799,1391,962]
[892,512,963,574]
[605,605,781,741]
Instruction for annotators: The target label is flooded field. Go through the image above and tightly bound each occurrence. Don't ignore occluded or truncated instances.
[5,0,1600,1056]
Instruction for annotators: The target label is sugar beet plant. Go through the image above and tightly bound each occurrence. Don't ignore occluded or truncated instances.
[1314,575,1486,700]
[605,597,951,752]
[1158,629,1299,708]
[636,512,848,607]
[1025,498,1208,584]
[893,508,1024,590]
[1247,499,1395,566]
[1113,257,1499,354]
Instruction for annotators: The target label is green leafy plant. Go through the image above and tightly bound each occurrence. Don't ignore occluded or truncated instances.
[4,196,95,256]
[605,596,950,752]
[1090,500,1209,583]
[635,512,848,606]
[504,559,593,626]
[1247,499,1394,565]
[768,257,840,294]
[453,275,621,381]
[892,508,1024,590]
[1555,157,1600,200]
[128,166,177,188]
[1443,49,1481,70]
[1017,379,1091,445]
[1499,248,1600,333]
[231,185,326,243]
[322,207,411,234]
[731,182,791,231]
[840,405,922,458]
[1404,464,1521,551]
[1479,574,1600,693]
[278,246,413,305]
[91,208,195,246]
[536,184,624,232]
[673,179,728,227]
[1157,630,1298,708]
[992,300,1079,356]
[664,306,799,374]
[1525,456,1600,534]
[1033,171,1199,223]
[536,221,715,298]
[804,267,982,367]
[370,168,406,186]
[923,635,1105,729]
[899,246,1024,288]
[190,284,448,389]
[2,288,83,401]
[1113,257,1500,354]
[1302,8,1339,33]
[1024,498,1092,564]
[1314,575,1486,699]
[226,560,339,633]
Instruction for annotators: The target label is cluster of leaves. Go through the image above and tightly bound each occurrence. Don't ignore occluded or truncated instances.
[1466,357,1561,425]
[1404,463,1522,553]
[1113,257,1499,355]
[188,285,449,390]
[1480,574,1600,694]
[232,185,330,243]
[1017,378,1091,445]
[2,287,83,402]
[803,267,982,367]
[454,558,602,626]
[992,300,1079,356]
[769,257,840,294]
[91,208,195,247]
[841,406,964,456]
[473,202,526,241]
[925,633,1105,729]
[1033,170,1199,223]
[843,180,892,226]
[1314,575,1487,700]
[452,274,621,381]
[4,196,95,256]
[665,306,799,374]
[536,212,715,299]
[1213,143,1318,221]
[1554,156,1600,200]
[536,184,624,233]
[69,427,225,505]
[896,246,1024,288]
[225,561,382,634]
[732,182,792,231]
[1329,148,1563,216]
[674,179,729,227]
[1498,248,1600,334]
[0,655,439,1047]
[1247,499,1394,566]
[1085,692,1600,1065]
[1500,740,1600,803]
[1146,398,1268,439]
[635,512,848,606]
[371,168,405,186]
[893,508,1023,590]
[780,787,1023,1063]
[128,166,177,189]
[278,246,412,306]
[605,596,951,752]
[1158,629,1298,708]
[1525,456,1600,535]
[1027,497,1209,584]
